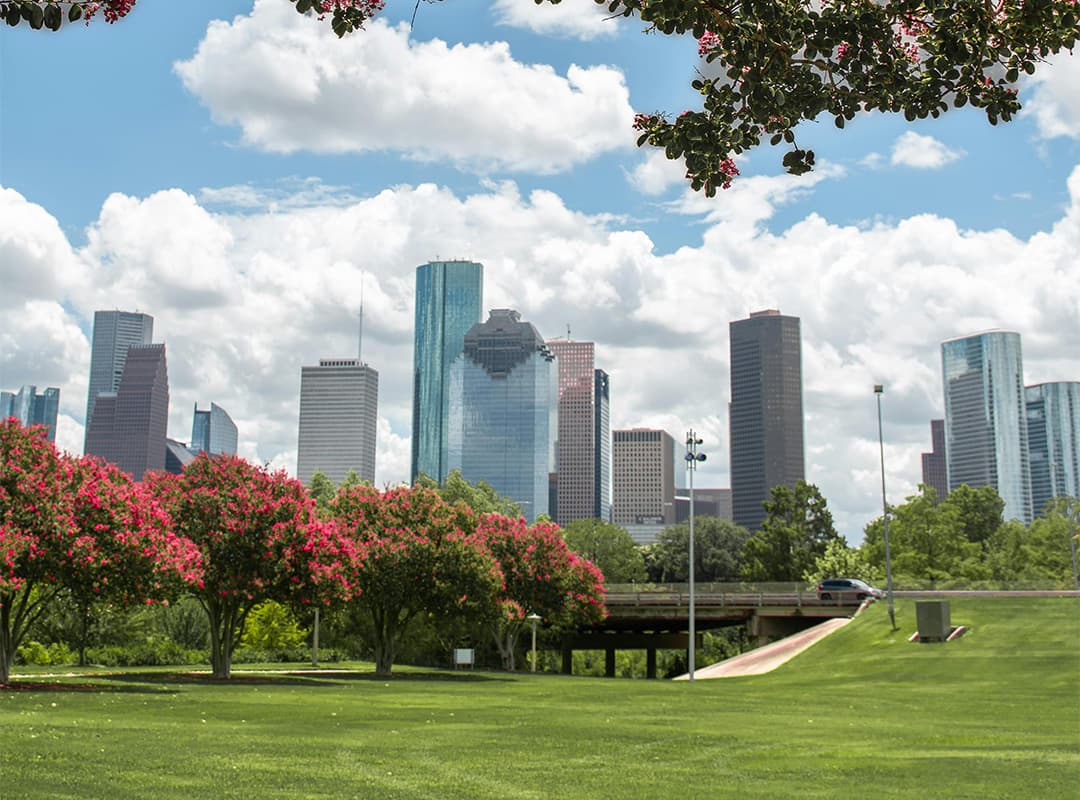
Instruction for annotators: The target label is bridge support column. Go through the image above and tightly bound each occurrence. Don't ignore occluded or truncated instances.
[605,648,616,678]
[646,648,657,680]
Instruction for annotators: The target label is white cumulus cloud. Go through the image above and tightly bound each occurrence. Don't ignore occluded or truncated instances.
[1024,54,1080,140]
[174,0,634,173]
[491,0,619,41]
[890,131,965,169]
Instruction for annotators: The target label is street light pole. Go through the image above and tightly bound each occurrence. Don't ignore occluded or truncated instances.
[527,613,541,672]
[874,385,896,630]
[684,430,706,683]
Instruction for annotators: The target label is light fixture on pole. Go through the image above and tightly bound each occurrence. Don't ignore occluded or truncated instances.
[527,613,541,673]
[684,430,706,683]
[874,384,896,630]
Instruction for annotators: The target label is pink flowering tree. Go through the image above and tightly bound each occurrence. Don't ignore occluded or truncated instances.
[147,454,357,679]
[476,514,606,671]
[0,419,73,684]
[330,485,502,677]
[60,455,203,665]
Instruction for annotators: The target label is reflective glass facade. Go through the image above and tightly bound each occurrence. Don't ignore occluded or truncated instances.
[448,309,554,522]
[411,260,483,484]
[0,385,60,442]
[1025,381,1080,516]
[942,331,1032,523]
[729,310,805,532]
[191,402,238,456]
[85,310,153,447]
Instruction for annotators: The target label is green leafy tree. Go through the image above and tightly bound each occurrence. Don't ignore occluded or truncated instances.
[307,469,337,515]
[416,469,522,518]
[648,517,751,583]
[863,485,983,585]
[241,601,308,650]
[742,481,839,582]
[561,519,646,584]
[942,484,1005,547]
[804,538,880,585]
[1026,498,1080,586]
[11,1,1078,195]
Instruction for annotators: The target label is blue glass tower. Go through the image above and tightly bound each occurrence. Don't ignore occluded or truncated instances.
[411,260,483,484]
[191,402,239,456]
[448,309,555,522]
[1025,381,1080,516]
[942,331,1032,523]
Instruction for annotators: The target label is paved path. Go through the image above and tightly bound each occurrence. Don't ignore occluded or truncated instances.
[674,617,851,680]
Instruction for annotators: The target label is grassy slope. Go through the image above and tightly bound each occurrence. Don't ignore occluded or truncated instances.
[1,597,1077,800]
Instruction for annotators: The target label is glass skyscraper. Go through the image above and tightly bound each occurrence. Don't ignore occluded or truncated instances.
[85,310,154,447]
[1025,381,1080,516]
[942,331,1032,523]
[411,260,483,484]
[729,310,805,532]
[191,402,239,456]
[1,385,60,442]
[448,309,554,522]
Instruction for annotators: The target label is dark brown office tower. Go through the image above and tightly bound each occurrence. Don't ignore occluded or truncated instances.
[729,310,805,532]
[921,419,948,501]
[84,344,169,480]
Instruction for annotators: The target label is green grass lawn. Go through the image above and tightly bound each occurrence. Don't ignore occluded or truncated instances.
[2,597,1077,799]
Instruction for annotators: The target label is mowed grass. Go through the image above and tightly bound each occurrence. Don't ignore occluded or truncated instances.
[2,597,1077,800]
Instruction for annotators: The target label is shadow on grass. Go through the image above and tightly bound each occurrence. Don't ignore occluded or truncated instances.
[89,669,513,688]
[286,669,512,683]
[1,680,173,694]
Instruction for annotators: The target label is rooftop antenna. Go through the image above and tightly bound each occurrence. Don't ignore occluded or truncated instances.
[567,324,571,341]
[358,272,365,364]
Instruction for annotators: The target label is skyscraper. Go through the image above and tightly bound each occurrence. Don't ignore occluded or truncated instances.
[1025,381,1080,516]
[448,309,554,522]
[84,343,169,480]
[921,419,948,501]
[296,358,378,486]
[191,402,239,456]
[411,260,483,484]
[941,330,1032,523]
[612,428,677,543]
[85,310,153,445]
[729,309,805,532]
[545,339,612,524]
[0,385,60,442]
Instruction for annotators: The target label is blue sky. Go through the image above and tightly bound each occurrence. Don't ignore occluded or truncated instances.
[3,0,1080,541]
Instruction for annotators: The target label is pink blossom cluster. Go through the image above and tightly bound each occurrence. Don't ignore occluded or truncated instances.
[718,157,739,190]
[83,1,137,25]
[697,30,721,57]
[316,0,386,19]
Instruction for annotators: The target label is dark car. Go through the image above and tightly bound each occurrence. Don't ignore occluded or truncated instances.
[816,578,883,603]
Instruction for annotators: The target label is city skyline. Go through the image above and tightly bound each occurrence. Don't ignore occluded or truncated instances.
[5,2,1080,543]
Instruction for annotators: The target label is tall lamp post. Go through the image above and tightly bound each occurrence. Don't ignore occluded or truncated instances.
[684,430,706,683]
[527,613,541,672]
[874,385,896,630]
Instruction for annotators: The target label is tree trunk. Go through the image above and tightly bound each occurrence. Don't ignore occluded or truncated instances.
[491,623,521,671]
[372,607,397,677]
[207,599,240,679]
[0,598,13,685]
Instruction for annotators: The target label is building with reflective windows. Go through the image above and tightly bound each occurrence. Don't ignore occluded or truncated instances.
[942,331,1032,523]
[920,419,948,501]
[448,309,554,522]
[1025,381,1080,516]
[729,310,805,532]
[545,339,611,524]
[297,358,378,486]
[0,385,60,442]
[84,343,169,480]
[85,310,154,448]
[411,260,483,484]
[191,402,238,456]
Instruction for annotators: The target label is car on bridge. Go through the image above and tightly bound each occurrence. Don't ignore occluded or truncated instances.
[816,578,884,603]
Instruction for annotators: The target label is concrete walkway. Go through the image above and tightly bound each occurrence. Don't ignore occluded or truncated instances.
[674,617,851,680]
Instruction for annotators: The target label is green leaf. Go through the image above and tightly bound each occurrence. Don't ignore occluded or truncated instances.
[27,1,44,29]
[68,2,83,22]
[43,2,61,31]
[834,115,844,129]
[5,4,22,26]
[295,0,314,14]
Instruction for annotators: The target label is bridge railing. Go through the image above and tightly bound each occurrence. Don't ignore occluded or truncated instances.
[603,583,856,609]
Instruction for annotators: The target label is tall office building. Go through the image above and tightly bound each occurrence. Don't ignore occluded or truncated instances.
[191,402,239,456]
[941,331,1032,523]
[612,428,677,526]
[448,309,554,522]
[84,344,169,480]
[411,260,484,485]
[296,358,379,486]
[729,309,805,532]
[1025,381,1080,516]
[0,385,60,442]
[85,310,154,445]
[546,339,611,524]
[920,419,949,501]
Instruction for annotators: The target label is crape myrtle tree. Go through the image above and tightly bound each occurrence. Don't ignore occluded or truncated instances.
[147,454,357,679]
[9,0,1077,195]
[476,513,606,671]
[0,419,200,683]
[330,484,502,677]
